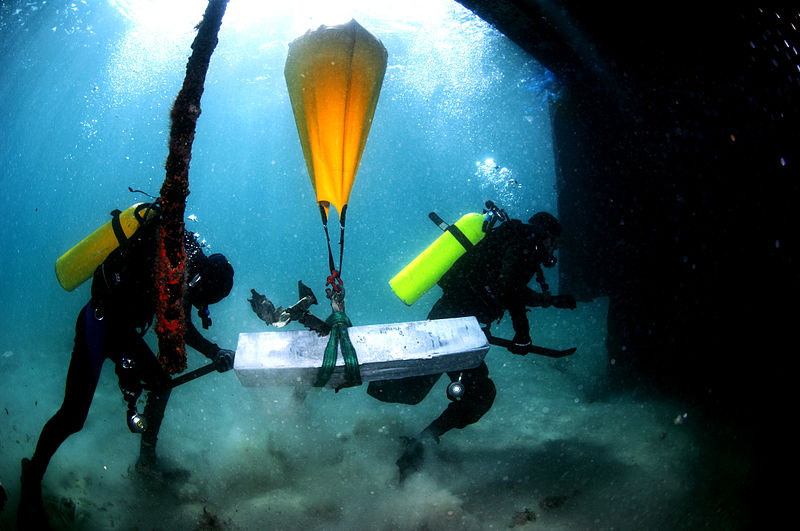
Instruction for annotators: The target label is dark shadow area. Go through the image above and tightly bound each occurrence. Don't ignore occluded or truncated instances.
[455,3,796,526]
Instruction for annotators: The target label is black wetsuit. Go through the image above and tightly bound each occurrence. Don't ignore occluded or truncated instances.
[28,219,222,477]
[368,219,553,439]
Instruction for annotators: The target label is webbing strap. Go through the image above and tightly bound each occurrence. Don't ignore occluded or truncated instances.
[338,205,347,274]
[133,202,157,225]
[319,204,336,273]
[109,209,127,247]
[428,212,474,252]
[314,311,361,389]
[110,202,158,248]
[320,204,347,296]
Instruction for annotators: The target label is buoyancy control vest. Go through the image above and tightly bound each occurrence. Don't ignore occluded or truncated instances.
[91,208,162,328]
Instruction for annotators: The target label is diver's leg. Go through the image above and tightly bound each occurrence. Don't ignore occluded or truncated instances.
[426,362,496,438]
[129,336,172,469]
[367,373,440,405]
[133,340,190,481]
[395,294,481,482]
[397,362,496,482]
[425,293,497,437]
[20,305,105,526]
[138,386,171,468]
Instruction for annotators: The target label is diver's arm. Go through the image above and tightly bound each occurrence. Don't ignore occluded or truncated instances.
[524,287,576,309]
[184,312,235,372]
[524,286,552,307]
[184,308,222,359]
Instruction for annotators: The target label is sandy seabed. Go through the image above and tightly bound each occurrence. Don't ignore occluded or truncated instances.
[0,299,750,530]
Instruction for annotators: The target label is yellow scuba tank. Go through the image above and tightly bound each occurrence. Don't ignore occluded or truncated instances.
[389,212,487,305]
[55,203,157,291]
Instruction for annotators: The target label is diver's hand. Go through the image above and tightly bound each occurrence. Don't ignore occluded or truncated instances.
[213,349,235,372]
[552,294,576,310]
[248,289,276,322]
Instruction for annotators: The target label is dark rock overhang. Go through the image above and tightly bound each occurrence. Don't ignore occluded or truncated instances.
[455,1,798,415]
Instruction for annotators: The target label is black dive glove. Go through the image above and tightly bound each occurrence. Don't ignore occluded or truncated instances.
[213,349,235,372]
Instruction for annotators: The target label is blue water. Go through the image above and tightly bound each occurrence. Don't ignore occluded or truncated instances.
[0,1,736,529]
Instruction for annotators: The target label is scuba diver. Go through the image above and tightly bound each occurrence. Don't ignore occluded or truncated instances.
[248,204,576,482]
[369,206,577,482]
[18,203,235,528]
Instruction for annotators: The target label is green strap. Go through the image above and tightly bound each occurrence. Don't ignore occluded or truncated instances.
[314,311,362,389]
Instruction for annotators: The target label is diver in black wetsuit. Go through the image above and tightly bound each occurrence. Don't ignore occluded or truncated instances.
[18,210,235,528]
[368,211,577,481]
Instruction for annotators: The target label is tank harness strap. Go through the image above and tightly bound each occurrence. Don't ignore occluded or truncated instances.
[428,212,474,252]
[109,209,128,247]
[132,201,158,225]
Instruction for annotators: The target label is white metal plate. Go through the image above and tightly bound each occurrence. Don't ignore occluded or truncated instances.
[234,316,488,387]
